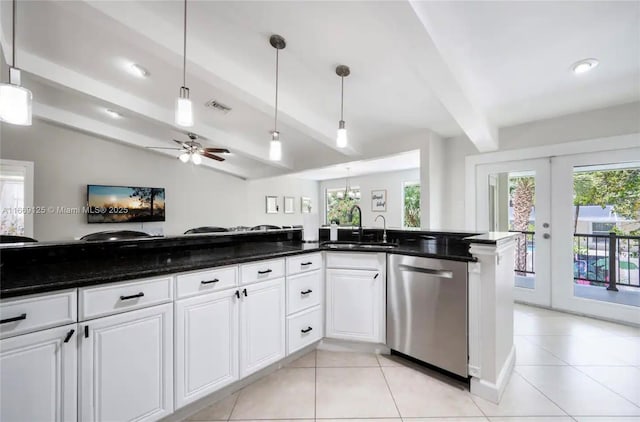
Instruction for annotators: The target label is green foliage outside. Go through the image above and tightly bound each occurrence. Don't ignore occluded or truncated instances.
[403,183,421,228]
[573,169,640,235]
[326,189,360,226]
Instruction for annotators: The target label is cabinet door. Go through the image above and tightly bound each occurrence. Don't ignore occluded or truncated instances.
[326,269,383,343]
[80,304,173,422]
[239,278,285,377]
[175,289,239,409]
[0,323,77,422]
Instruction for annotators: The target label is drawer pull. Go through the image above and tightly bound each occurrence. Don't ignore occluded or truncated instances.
[301,289,313,295]
[201,278,219,285]
[300,262,313,266]
[242,288,248,297]
[0,313,27,324]
[301,326,313,333]
[63,329,75,343]
[120,292,145,301]
[257,269,272,275]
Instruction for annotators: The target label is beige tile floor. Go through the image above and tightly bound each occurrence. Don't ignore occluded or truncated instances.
[186,304,640,422]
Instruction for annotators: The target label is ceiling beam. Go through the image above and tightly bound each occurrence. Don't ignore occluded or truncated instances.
[13,50,296,170]
[407,1,499,152]
[82,0,362,157]
[34,102,251,179]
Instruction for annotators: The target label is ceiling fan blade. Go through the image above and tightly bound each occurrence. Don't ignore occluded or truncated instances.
[202,151,225,162]
[172,139,188,148]
[146,146,183,150]
[204,147,230,154]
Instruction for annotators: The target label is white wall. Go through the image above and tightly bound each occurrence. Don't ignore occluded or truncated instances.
[319,168,420,229]
[246,176,319,227]
[442,102,640,229]
[0,119,317,241]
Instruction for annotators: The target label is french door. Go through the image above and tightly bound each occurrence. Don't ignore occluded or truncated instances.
[476,158,552,307]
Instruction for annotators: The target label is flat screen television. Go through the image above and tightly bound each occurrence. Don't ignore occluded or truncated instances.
[87,184,165,223]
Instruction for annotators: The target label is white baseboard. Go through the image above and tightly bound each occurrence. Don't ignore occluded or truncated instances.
[470,344,516,404]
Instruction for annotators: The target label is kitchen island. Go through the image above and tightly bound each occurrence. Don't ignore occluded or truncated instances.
[0,228,516,422]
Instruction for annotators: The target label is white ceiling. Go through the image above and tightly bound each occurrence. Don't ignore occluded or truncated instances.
[1,1,638,179]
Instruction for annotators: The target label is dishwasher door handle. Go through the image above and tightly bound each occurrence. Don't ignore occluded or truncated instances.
[397,264,453,278]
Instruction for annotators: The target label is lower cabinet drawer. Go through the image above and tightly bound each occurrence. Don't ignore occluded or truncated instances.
[287,306,322,354]
[0,289,77,339]
[286,270,321,315]
[79,277,173,321]
[175,266,237,299]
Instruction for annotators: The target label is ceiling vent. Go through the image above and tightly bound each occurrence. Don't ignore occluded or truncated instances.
[205,100,232,114]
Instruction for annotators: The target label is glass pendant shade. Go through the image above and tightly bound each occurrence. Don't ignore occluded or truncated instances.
[190,153,202,165]
[178,152,190,163]
[0,68,32,126]
[269,139,282,161]
[175,87,193,127]
[336,120,347,148]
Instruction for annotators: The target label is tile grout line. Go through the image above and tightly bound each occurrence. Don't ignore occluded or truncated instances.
[377,356,403,419]
[226,388,242,422]
[570,363,640,410]
[513,366,574,419]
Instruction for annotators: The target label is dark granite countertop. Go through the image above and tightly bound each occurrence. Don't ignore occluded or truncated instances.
[464,232,519,244]
[0,228,486,299]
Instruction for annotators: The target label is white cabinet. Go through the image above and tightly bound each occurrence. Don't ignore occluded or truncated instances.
[174,289,239,409]
[325,254,386,343]
[79,304,173,422]
[0,323,77,422]
[239,278,285,377]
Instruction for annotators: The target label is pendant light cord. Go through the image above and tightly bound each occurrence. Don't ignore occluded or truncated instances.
[340,76,344,120]
[274,48,279,132]
[12,0,16,67]
[182,0,187,87]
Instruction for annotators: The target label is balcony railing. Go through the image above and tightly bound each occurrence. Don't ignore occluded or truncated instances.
[509,231,640,291]
[509,230,535,275]
[574,232,640,291]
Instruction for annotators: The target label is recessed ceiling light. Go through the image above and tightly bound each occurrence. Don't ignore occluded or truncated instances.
[105,109,122,119]
[129,63,150,78]
[572,58,599,74]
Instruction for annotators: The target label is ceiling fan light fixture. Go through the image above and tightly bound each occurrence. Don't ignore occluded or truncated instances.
[178,152,190,163]
[191,152,202,165]
[0,0,32,126]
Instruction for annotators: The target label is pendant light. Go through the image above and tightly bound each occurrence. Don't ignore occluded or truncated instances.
[0,0,33,126]
[175,0,193,127]
[340,167,356,199]
[269,34,286,161]
[335,65,350,148]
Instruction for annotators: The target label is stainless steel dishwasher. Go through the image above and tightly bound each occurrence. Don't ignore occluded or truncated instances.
[387,254,468,377]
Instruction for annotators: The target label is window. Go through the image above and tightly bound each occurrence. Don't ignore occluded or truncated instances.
[326,187,360,225]
[592,222,615,235]
[403,181,420,228]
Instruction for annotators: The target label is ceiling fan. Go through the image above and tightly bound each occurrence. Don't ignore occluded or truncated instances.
[147,133,230,165]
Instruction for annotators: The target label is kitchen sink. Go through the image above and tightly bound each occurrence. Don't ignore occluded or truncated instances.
[322,242,398,249]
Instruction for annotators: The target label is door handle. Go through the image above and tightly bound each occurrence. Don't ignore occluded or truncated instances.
[398,264,453,278]
[235,290,240,299]
[242,288,248,297]
[63,329,75,343]
[0,313,27,324]
[120,292,144,301]
[543,233,550,239]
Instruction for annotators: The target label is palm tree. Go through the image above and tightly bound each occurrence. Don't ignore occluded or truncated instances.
[511,177,535,274]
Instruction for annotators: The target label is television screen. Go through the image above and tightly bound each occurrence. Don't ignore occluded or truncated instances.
[87,185,165,223]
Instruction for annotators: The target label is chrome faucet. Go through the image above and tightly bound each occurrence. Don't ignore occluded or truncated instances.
[375,215,387,243]
[349,204,363,242]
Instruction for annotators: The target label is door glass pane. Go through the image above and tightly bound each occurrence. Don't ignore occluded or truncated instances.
[572,162,640,307]
[489,171,536,289]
